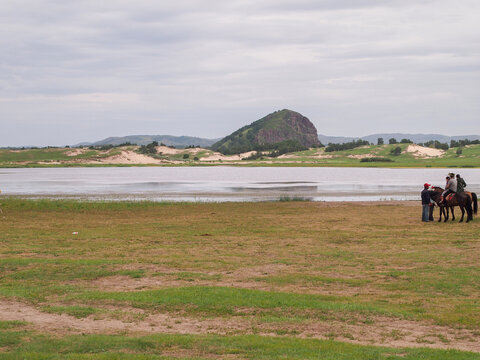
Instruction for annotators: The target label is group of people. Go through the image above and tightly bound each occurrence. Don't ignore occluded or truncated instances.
[421,172,467,222]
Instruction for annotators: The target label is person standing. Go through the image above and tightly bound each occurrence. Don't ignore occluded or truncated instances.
[456,174,467,193]
[421,183,432,222]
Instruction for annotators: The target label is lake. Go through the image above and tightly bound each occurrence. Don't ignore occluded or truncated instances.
[1,167,479,202]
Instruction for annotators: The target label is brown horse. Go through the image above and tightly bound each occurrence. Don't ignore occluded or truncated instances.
[429,187,476,223]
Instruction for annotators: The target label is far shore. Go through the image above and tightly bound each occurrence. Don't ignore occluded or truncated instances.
[1,143,479,168]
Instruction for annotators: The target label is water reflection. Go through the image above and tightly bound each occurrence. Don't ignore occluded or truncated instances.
[1,167,479,202]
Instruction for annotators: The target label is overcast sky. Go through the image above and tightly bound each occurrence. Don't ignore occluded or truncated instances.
[1,0,479,146]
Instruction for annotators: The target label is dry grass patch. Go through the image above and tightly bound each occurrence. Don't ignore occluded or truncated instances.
[0,199,479,353]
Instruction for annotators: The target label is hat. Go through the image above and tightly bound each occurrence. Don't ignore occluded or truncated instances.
[424,183,431,188]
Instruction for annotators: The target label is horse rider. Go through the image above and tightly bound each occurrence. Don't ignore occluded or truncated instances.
[456,174,467,193]
[441,172,457,205]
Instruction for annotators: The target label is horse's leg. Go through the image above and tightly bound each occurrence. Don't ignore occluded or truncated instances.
[459,206,464,223]
[466,198,473,222]
[451,207,455,221]
[444,206,449,222]
[438,206,443,222]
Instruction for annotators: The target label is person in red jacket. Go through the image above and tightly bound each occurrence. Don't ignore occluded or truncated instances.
[421,183,432,222]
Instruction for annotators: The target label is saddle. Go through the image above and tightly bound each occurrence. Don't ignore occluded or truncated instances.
[446,193,455,202]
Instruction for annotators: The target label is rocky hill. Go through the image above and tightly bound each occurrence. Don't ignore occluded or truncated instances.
[211,109,321,154]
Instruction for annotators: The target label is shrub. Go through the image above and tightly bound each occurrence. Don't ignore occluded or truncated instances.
[139,142,158,155]
[360,157,394,162]
[424,140,449,150]
[390,146,402,156]
[451,139,480,147]
[325,139,370,152]
[183,154,190,159]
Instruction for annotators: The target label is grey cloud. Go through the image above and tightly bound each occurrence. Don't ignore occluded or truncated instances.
[1,0,479,146]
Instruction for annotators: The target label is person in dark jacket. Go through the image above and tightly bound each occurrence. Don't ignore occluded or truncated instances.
[421,183,432,222]
[456,174,467,193]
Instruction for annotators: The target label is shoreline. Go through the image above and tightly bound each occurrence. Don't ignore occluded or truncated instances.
[0,163,478,169]
[0,195,419,206]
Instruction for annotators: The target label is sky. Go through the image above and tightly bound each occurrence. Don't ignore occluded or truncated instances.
[1,0,480,146]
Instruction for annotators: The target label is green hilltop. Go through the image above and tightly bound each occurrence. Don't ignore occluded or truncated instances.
[211,109,322,155]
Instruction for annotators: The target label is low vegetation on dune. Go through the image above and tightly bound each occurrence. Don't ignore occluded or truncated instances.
[0,199,479,358]
[0,142,479,167]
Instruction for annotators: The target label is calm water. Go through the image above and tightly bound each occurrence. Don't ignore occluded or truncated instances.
[1,167,479,202]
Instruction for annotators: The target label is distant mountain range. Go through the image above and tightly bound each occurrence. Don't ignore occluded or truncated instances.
[80,132,480,149]
[77,135,220,148]
[318,133,480,145]
[76,110,480,149]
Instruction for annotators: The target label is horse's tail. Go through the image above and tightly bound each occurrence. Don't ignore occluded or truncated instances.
[472,192,478,215]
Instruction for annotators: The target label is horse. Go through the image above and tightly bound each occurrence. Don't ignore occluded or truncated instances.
[429,187,476,223]
[430,186,476,223]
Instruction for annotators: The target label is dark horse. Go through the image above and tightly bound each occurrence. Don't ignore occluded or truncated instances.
[429,187,477,223]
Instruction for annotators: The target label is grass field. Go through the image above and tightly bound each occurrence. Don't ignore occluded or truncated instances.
[0,199,479,359]
[267,143,480,168]
[1,144,479,167]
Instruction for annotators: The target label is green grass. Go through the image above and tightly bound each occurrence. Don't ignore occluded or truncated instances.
[0,148,119,163]
[0,199,479,356]
[0,332,479,360]
[257,274,369,286]
[252,143,480,168]
[41,305,102,319]
[2,144,479,167]
[1,199,479,325]
[76,286,400,317]
[0,320,28,330]
[152,271,222,282]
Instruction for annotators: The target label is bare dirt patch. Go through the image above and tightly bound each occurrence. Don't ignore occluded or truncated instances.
[225,264,290,280]
[184,148,205,155]
[277,154,297,159]
[156,146,182,155]
[155,146,206,156]
[347,154,375,159]
[406,144,445,158]
[1,299,478,352]
[77,273,382,298]
[36,161,63,165]
[65,148,87,156]
[84,151,165,165]
[200,151,256,161]
[314,154,335,159]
